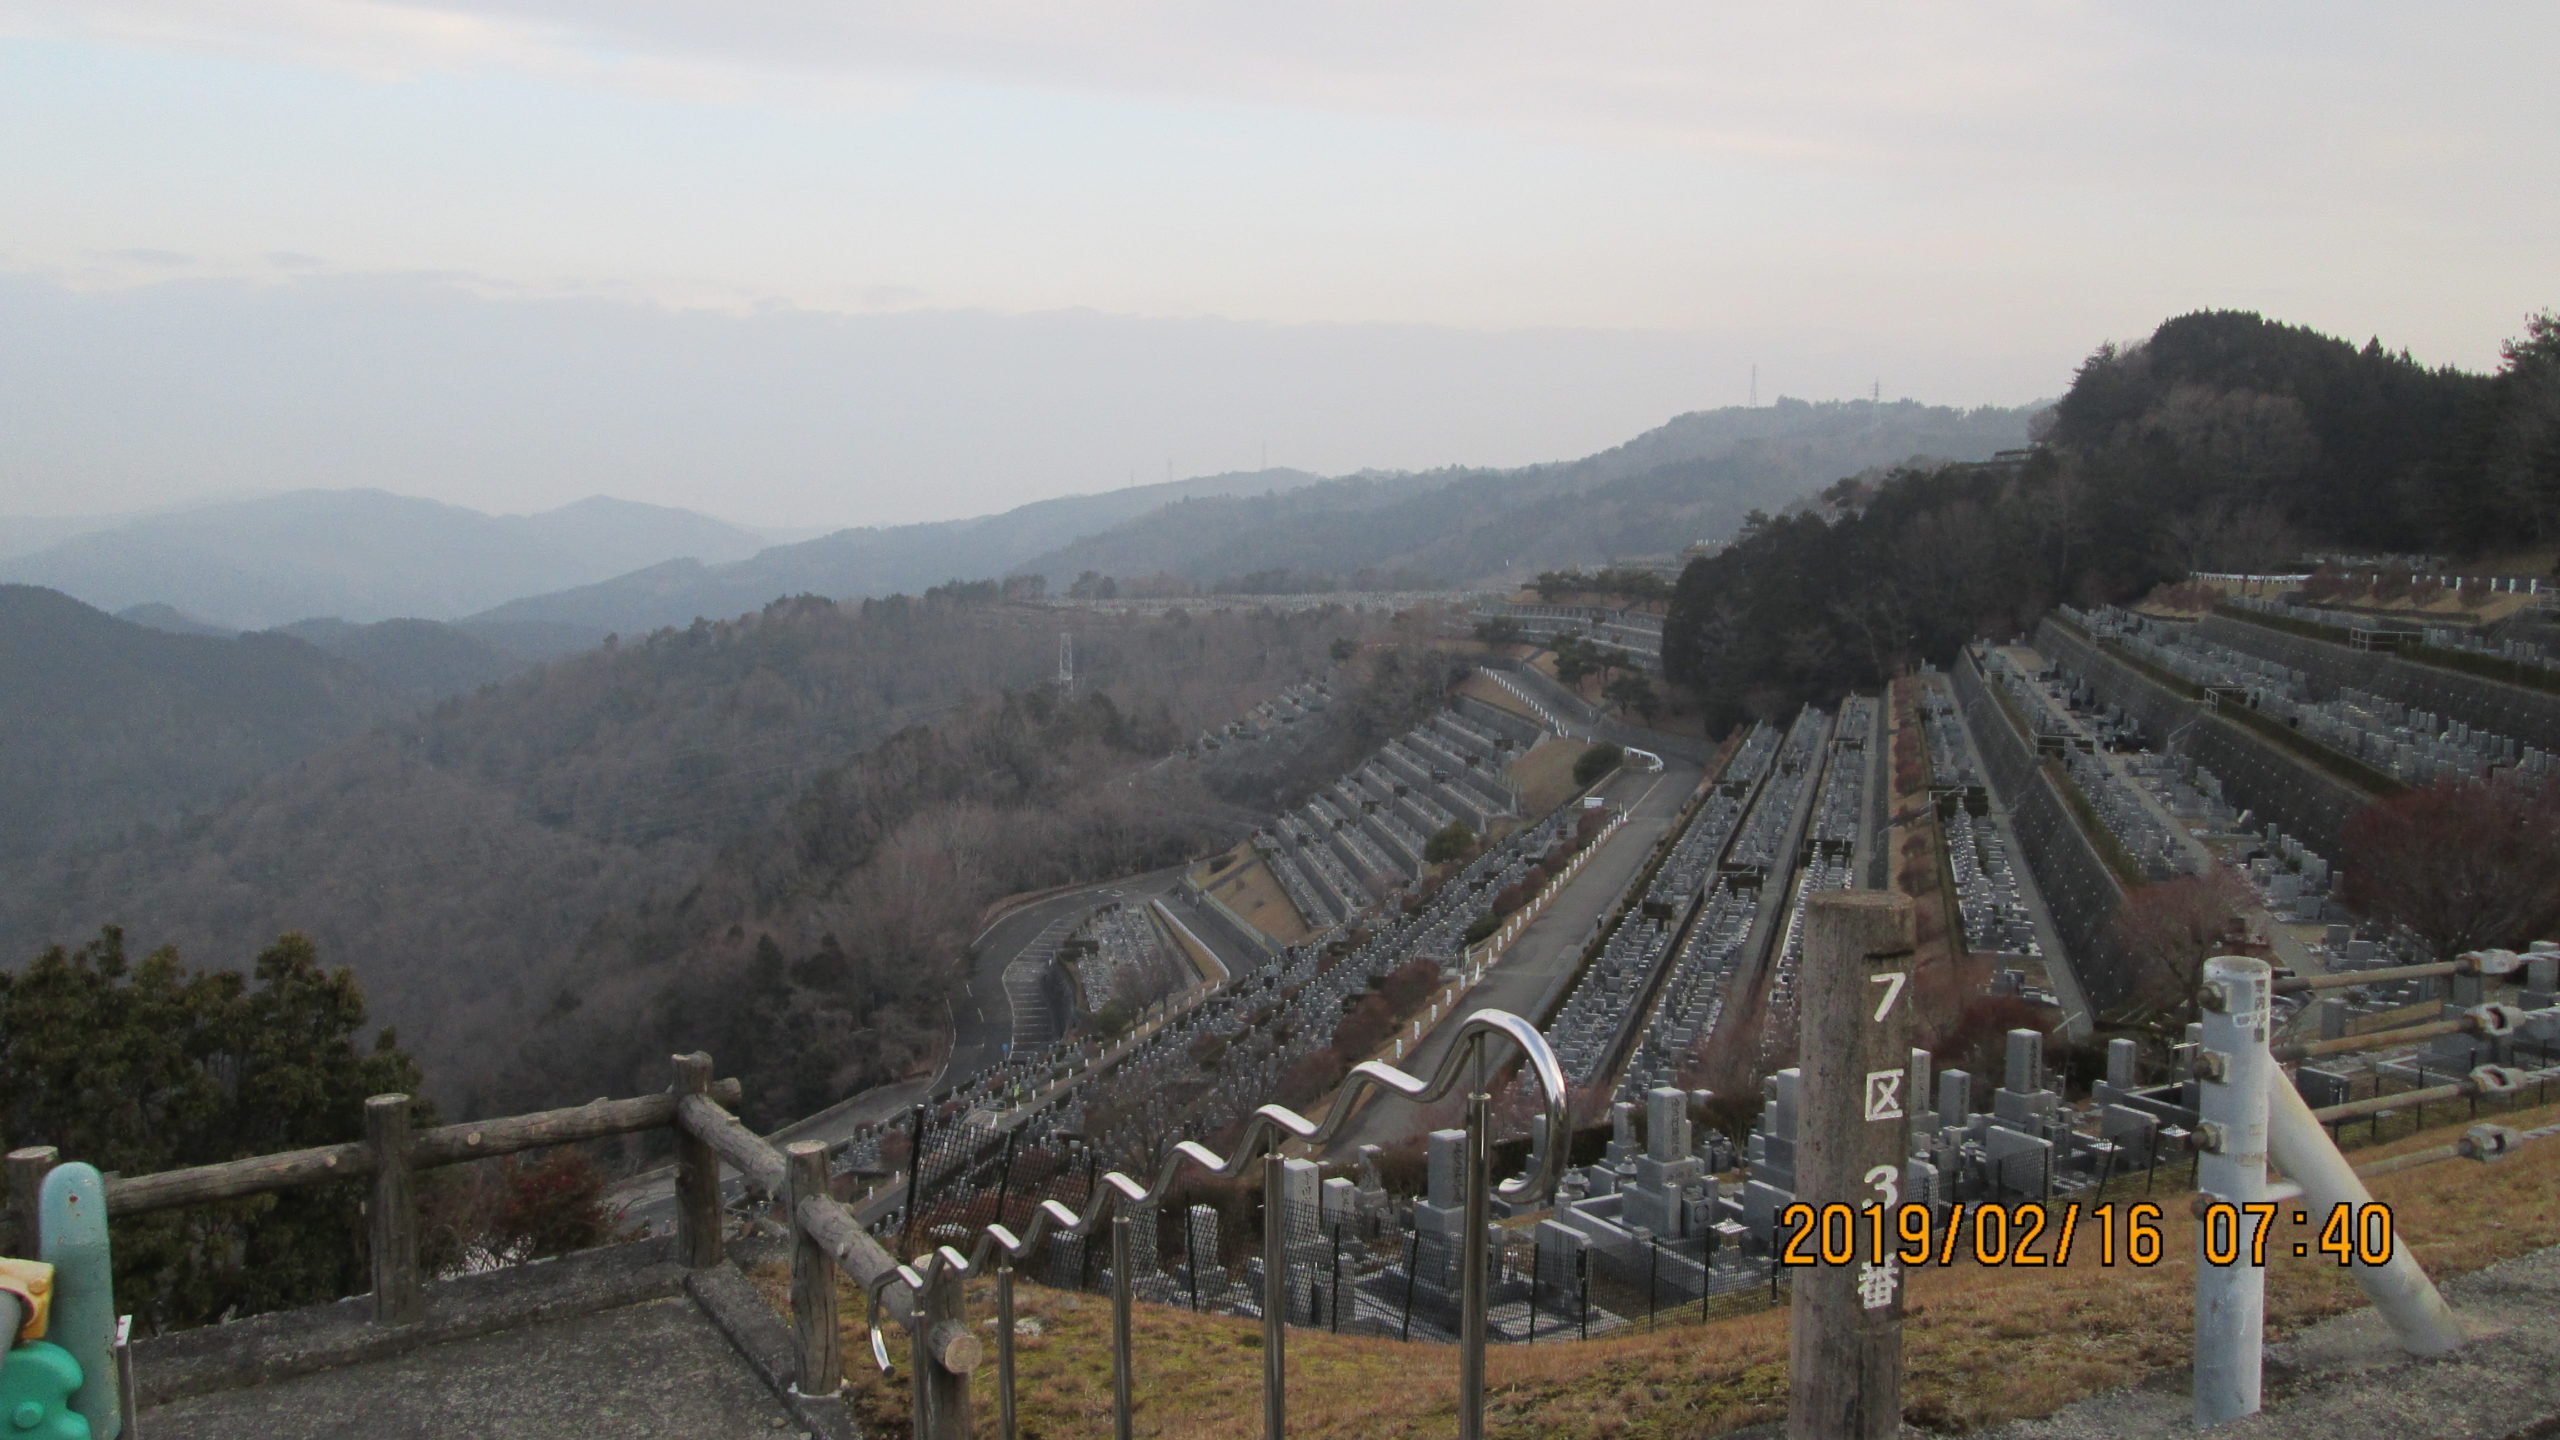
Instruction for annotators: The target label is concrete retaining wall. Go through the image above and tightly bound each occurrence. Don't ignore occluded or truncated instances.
[2198,611,2560,755]
[2035,619,2375,858]
[1951,651,2136,1011]
[1472,657,1710,763]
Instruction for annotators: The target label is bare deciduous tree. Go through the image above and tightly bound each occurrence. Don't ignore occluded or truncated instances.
[2341,777,2560,962]
[2114,869,2256,1035]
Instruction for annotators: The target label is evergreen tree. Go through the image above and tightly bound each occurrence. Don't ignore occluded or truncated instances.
[0,928,422,1331]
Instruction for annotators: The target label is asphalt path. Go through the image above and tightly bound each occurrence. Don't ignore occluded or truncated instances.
[1323,754,1705,1157]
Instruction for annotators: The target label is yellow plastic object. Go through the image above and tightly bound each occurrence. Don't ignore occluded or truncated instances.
[0,1260,53,1341]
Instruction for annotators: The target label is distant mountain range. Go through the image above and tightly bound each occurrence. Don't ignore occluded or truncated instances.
[478,397,2039,639]
[0,396,2036,877]
[464,467,1332,638]
[1012,398,2038,590]
[6,398,2038,649]
[0,490,771,630]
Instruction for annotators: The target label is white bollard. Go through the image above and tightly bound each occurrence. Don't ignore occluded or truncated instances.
[2195,956,2273,1428]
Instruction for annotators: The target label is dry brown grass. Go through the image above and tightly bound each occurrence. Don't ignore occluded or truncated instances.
[1510,736,1597,817]
[1456,672,1542,724]
[1199,845,1317,946]
[767,1095,2560,1438]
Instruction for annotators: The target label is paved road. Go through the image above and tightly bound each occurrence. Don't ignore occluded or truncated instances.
[1324,755,1705,1156]
[953,866,1182,1082]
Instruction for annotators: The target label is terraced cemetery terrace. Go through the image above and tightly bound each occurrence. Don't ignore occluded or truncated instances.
[1248,698,1546,933]
[2077,603,2559,787]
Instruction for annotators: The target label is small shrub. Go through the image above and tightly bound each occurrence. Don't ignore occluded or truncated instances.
[1574,743,1625,787]
[1424,821,1477,864]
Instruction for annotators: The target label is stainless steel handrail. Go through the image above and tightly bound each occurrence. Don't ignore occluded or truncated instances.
[853,1008,1569,1440]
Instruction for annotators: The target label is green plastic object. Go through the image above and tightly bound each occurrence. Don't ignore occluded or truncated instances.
[0,1342,91,1440]
[36,1166,116,1440]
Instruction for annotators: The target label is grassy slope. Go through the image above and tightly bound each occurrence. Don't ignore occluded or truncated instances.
[1509,735,1597,818]
[1456,670,1541,722]
[774,1095,2560,1437]
[1199,845,1319,946]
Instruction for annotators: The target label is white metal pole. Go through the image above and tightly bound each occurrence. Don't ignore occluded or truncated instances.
[2195,955,2271,1429]
[2264,1076,2467,1355]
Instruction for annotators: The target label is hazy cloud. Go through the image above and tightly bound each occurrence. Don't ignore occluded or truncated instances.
[0,269,2054,528]
[2,1,2550,526]
[102,247,193,266]
[21,2,2554,194]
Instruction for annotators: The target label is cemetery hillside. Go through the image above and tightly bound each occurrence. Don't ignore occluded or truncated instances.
[1662,309,2560,731]
[11,302,2560,1440]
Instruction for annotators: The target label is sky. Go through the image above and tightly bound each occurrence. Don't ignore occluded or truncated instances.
[2,2,2554,528]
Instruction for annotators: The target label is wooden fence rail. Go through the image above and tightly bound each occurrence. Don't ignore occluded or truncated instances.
[18,1024,1572,1440]
[96,1080,747,1218]
[11,1072,748,1330]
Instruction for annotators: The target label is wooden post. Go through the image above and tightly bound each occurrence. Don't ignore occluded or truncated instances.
[365,1094,421,1325]
[785,1141,843,1398]
[672,1052,724,1268]
[7,1147,58,1257]
[914,1256,977,1440]
[1787,890,1912,1440]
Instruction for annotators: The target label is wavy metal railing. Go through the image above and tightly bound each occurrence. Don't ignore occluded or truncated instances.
[700,1009,1568,1440]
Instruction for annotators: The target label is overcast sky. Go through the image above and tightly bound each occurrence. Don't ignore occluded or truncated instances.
[3,3,2554,528]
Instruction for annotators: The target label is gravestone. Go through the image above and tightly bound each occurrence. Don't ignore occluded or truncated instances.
[1936,1068,1972,1133]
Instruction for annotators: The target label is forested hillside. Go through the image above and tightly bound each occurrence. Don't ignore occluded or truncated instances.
[1016,398,2036,591]
[1,588,1422,1118]
[470,468,1330,640]
[0,585,401,863]
[470,400,2032,635]
[512,631,1457,1125]
[273,617,529,699]
[1663,308,2558,727]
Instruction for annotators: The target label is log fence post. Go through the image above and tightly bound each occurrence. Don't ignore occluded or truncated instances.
[915,1256,976,1440]
[786,1140,843,1398]
[365,1094,421,1325]
[5,1137,58,1250]
[7,1147,58,1257]
[672,1052,724,1268]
